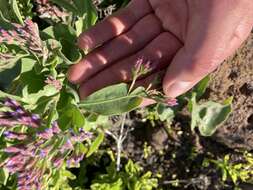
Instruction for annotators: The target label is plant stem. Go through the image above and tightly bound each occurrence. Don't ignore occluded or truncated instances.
[116,113,127,171]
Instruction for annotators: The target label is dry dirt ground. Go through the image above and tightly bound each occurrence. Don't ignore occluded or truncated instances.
[208,32,253,150]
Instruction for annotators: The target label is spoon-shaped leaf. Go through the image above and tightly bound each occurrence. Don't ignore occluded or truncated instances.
[189,93,232,136]
[79,83,146,116]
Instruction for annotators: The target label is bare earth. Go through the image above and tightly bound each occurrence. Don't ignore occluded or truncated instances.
[208,32,253,150]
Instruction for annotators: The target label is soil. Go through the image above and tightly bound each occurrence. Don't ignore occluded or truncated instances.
[207,32,253,150]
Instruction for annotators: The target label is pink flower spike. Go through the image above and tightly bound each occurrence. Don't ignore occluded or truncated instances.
[135,58,143,70]
[5,146,23,153]
[52,121,61,134]
[3,131,28,140]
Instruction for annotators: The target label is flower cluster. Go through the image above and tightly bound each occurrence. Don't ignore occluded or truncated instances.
[132,57,178,107]
[0,98,40,128]
[34,0,69,23]
[0,98,93,190]
[0,19,48,61]
[133,57,152,77]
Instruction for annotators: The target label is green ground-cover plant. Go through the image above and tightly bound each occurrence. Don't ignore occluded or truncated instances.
[0,0,234,189]
[204,152,253,187]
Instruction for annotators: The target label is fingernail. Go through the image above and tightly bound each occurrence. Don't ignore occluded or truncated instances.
[165,81,193,98]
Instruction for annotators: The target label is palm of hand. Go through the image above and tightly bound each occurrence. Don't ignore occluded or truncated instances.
[148,0,188,41]
[68,0,253,99]
[68,0,187,98]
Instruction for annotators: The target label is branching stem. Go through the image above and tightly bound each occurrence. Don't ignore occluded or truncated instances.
[116,113,127,171]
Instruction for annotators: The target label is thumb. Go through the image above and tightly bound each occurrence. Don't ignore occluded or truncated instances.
[162,35,245,98]
[162,47,219,98]
[162,0,253,98]
[163,23,252,98]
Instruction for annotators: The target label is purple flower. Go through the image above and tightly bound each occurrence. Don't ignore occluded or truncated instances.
[1,106,93,189]
[0,19,48,61]
[4,98,21,108]
[3,131,28,140]
[39,150,47,158]
[34,0,69,23]
[31,114,41,123]
[18,116,40,128]
[37,128,53,139]
[70,128,93,142]
[0,118,17,127]
[0,99,41,128]
[65,139,73,148]
[52,157,64,168]
[67,153,85,167]
[133,57,153,77]
[4,146,23,153]
[52,121,61,134]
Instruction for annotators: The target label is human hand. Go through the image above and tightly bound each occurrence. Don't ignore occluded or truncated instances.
[68,0,253,100]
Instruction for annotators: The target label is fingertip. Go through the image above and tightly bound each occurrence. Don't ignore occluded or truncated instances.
[67,64,82,84]
[79,82,93,100]
[77,33,94,50]
[163,80,194,98]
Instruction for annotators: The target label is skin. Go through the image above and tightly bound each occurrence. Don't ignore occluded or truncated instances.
[68,0,253,102]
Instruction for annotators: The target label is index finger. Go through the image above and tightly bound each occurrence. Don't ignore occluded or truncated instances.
[77,0,152,50]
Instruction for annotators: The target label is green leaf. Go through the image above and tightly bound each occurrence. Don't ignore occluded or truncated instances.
[0,0,11,21]
[74,0,97,34]
[0,168,8,185]
[24,85,58,105]
[86,132,104,157]
[43,24,77,42]
[62,170,76,180]
[156,103,175,123]
[10,0,23,24]
[184,76,210,100]
[75,18,84,36]
[0,53,26,72]
[16,58,45,95]
[0,89,25,103]
[84,114,109,131]
[190,93,232,136]
[91,178,124,190]
[125,160,141,176]
[58,104,85,131]
[81,0,98,30]
[14,58,58,105]
[193,75,210,99]
[0,60,21,90]
[0,43,29,74]
[79,83,145,116]
[43,25,81,63]
[49,0,78,13]
[0,0,25,24]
